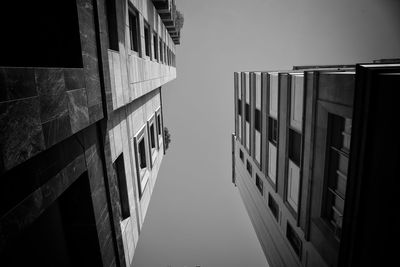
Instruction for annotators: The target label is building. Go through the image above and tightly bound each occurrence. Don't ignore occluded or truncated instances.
[0,0,182,266]
[232,62,400,266]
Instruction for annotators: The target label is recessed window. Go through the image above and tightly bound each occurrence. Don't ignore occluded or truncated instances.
[159,38,163,63]
[324,114,351,238]
[287,223,302,258]
[106,0,118,51]
[138,138,147,170]
[150,123,156,150]
[255,109,261,132]
[246,160,252,176]
[157,114,162,136]
[144,22,151,57]
[128,9,140,53]
[239,149,244,161]
[268,194,279,220]
[153,32,158,61]
[245,103,250,122]
[237,99,242,116]
[256,174,263,195]
[268,117,278,145]
[114,154,130,220]
[289,129,301,166]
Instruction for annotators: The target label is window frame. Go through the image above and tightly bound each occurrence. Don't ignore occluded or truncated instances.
[156,108,163,148]
[113,153,130,220]
[153,30,158,61]
[143,20,151,58]
[134,124,149,198]
[255,174,263,195]
[147,114,158,166]
[128,7,140,54]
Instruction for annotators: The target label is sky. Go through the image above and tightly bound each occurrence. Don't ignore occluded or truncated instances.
[133,1,400,266]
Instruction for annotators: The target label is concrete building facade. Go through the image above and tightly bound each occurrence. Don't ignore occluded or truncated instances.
[232,62,400,267]
[0,0,182,266]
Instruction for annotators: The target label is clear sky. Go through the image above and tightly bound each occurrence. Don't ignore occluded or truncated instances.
[133,1,400,266]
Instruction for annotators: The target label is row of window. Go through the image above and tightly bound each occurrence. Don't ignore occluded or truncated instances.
[239,144,303,260]
[113,111,163,221]
[105,0,176,66]
[128,8,176,66]
[239,145,304,260]
[235,71,351,241]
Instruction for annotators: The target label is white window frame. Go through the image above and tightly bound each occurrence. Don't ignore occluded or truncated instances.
[134,124,149,197]
[147,114,158,165]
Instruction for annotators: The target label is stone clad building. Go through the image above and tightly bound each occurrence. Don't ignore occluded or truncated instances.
[232,61,400,266]
[0,0,182,266]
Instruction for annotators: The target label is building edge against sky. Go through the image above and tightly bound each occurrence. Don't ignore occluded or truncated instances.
[232,60,400,266]
[0,0,182,266]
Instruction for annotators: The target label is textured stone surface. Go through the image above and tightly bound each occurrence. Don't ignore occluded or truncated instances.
[0,67,37,102]
[35,68,66,95]
[0,97,45,171]
[42,114,72,148]
[39,92,68,123]
[67,88,89,133]
[64,68,85,90]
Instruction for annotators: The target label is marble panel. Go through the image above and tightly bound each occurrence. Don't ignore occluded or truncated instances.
[39,92,68,123]
[0,67,36,102]
[67,88,89,133]
[0,97,45,170]
[35,68,66,95]
[88,103,104,124]
[42,114,72,148]
[64,68,85,91]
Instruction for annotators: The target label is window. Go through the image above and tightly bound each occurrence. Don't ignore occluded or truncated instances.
[159,38,163,63]
[246,160,252,176]
[245,103,250,122]
[138,137,147,170]
[287,223,302,258]
[324,114,351,238]
[255,109,261,132]
[106,0,118,51]
[256,175,263,195]
[289,129,301,166]
[157,114,162,136]
[128,9,140,53]
[153,31,158,61]
[268,193,279,220]
[239,149,244,161]
[268,117,278,145]
[150,123,156,150]
[237,99,242,116]
[114,154,130,219]
[144,22,150,57]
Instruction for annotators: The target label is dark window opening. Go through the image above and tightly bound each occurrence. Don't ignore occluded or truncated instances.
[245,103,250,122]
[255,109,261,132]
[0,0,82,67]
[268,117,278,145]
[106,0,119,51]
[153,32,158,60]
[129,10,139,53]
[238,99,242,116]
[114,154,130,220]
[159,38,163,63]
[138,138,147,169]
[268,194,279,220]
[323,114,351,239]
[289,129,301,166]
[287,223,302,258]
[239,149,244,161]
[150,124,156,149]
[144,22,150,57]
[157,115,162,135]
[246,160,253,176]
[256,175,263,195]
